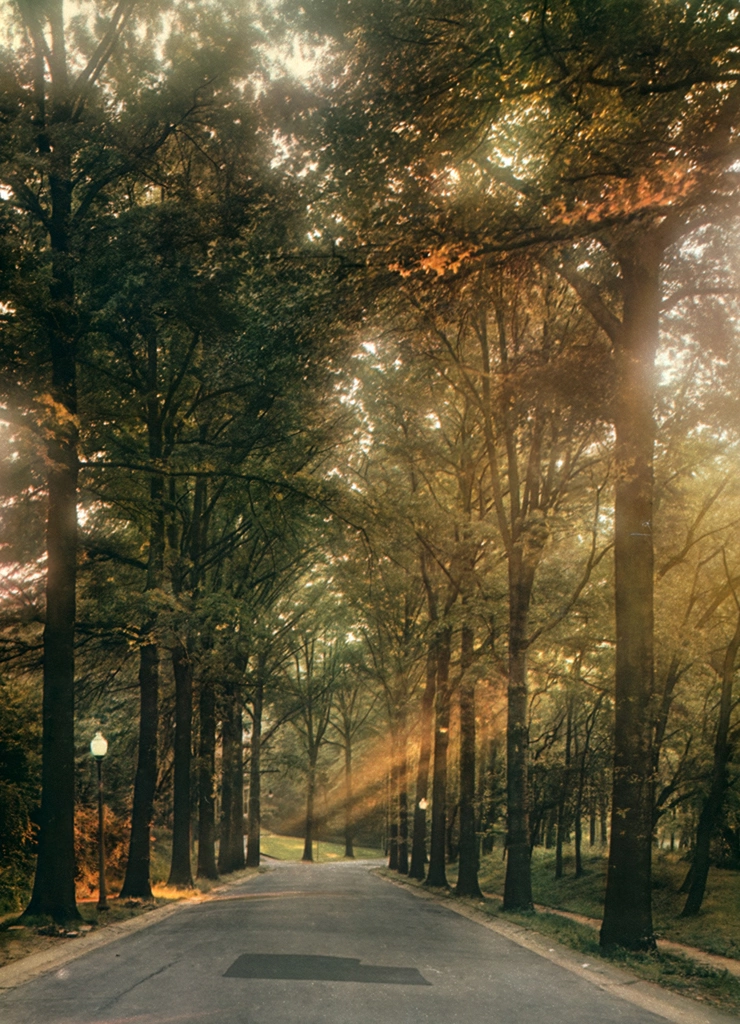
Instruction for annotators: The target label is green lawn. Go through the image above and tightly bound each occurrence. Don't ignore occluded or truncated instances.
[260,832,384,863]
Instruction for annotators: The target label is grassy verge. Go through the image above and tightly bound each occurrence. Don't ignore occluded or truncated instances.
[472,845,740,960]
[260,831,385,863]
[0,831,265,972]
[378,861,740,1018]
[0,896,177,970]
[0,830,381,972]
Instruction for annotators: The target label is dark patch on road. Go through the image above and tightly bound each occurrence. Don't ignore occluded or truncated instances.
[224,953,430,985]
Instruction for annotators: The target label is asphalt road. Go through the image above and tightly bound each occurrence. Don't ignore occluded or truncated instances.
[0,860,705,1024]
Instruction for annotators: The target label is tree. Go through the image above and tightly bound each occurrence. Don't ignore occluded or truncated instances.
[294,0,740,947]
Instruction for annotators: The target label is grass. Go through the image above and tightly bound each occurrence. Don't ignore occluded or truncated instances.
[379,866,740,1017]
[470,844,740,960]
[260,831,385,863]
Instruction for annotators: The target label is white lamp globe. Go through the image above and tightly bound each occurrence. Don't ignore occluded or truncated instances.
[90,731,108,759]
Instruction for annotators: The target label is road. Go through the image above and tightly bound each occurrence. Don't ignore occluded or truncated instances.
[0,860,720,1024]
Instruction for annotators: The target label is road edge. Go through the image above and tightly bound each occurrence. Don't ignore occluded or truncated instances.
[374,870,737,1024]
[0,868,262,993]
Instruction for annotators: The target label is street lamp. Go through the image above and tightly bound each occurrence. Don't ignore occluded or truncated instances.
[90,731,109,912]
[418,797,429,811]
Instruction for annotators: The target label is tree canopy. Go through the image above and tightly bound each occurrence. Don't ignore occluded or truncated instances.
[0,0,739,978]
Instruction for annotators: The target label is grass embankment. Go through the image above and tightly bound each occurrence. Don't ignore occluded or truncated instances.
[473,845,740,959]
[412,844,740,1016]
[260,831,384,863]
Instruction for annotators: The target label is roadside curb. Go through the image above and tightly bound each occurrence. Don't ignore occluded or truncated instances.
[0,867,262,993]
[375,870,738,1024]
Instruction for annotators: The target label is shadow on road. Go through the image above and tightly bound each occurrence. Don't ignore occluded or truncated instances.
[224,953,431,985]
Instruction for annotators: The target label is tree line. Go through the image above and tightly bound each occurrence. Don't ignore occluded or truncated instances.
[0,0,739,955]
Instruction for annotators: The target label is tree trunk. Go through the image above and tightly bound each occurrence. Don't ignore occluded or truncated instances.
[120,328,164,900]
[302,757,316,862]
[218,689,244,874]
[456,623,482,897]
[600,245,660,951]
[555,796,566,880]
[425,628,451,888]
[120,643,159,899]
[25,427,80,921]
[681,612,740,916]
[168,644,193,887]
[23,145,80,924]
[343,737,355,859]
[409,638,436,879]
[196,675,218,879]
[599,786,608,845]
[556,703,572,880]
[388,733,399,871]
[575,711,594,879]
[503,549,534,911]
[230,699,245,871]
[446,803,459,863]
[398,726,409,875]
[589,799,597,847]
[246,673,264,868]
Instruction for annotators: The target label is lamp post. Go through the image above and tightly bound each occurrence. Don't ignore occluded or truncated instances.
[90,731,109,912]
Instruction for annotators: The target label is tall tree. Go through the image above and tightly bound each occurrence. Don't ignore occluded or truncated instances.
[296,0,740,946]
[1,0,259,919]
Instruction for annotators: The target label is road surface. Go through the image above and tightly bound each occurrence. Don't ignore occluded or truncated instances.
[0,860,719,1024]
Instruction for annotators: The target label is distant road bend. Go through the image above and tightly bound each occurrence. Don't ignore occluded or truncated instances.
[0,860,725,1024]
